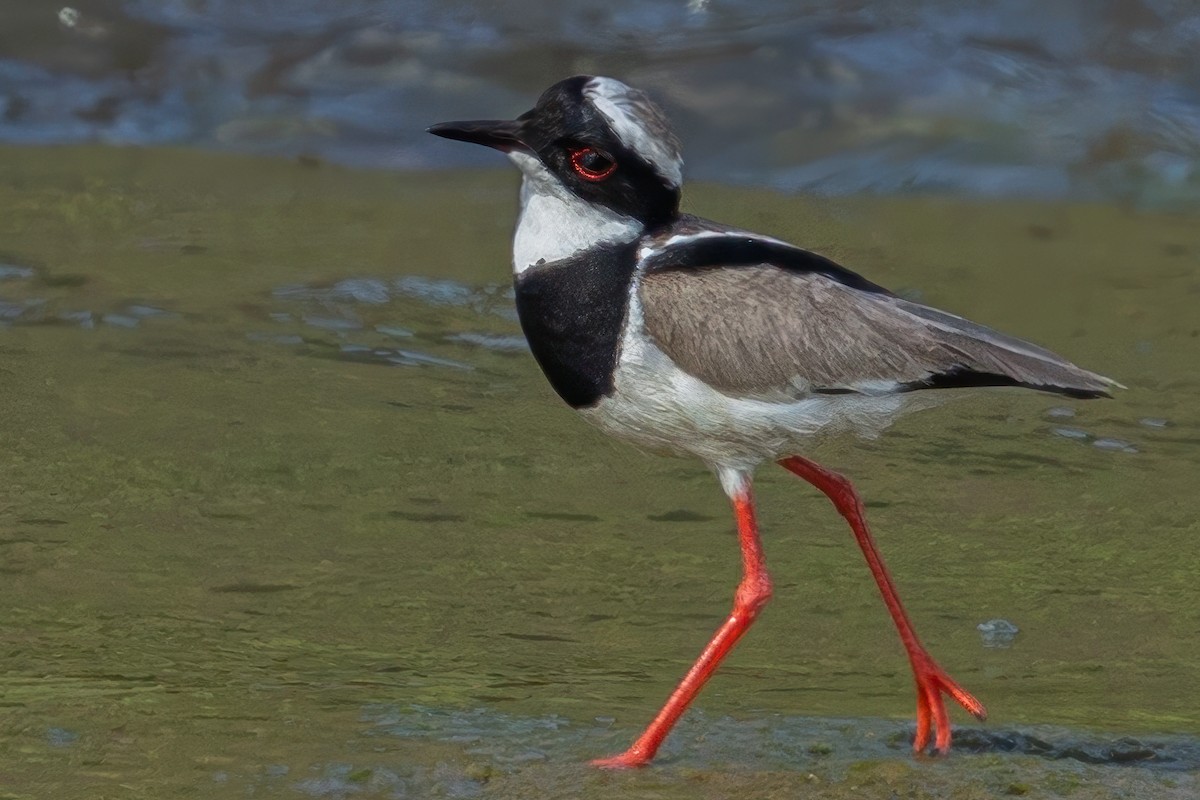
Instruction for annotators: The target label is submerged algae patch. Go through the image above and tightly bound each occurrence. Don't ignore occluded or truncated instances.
[0,145,1197,798]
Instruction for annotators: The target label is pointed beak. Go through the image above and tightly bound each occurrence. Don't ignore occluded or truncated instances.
[427,119,527,153]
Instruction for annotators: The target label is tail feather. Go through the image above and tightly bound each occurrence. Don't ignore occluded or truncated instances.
[892,298,1122,399]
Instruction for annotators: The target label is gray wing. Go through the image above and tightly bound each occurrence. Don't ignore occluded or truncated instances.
[638,263,1118,400]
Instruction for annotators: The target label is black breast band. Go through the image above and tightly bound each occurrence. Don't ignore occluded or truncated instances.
[513,241,640,408]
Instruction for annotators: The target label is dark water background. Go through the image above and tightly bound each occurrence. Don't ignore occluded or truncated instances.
[2,0,1199,207]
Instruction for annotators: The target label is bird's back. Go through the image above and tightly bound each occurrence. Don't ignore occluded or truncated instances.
[636,215,1117,403]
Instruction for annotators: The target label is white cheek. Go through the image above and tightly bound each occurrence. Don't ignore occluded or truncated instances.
[507,153,640,275]
[507,151,554,191]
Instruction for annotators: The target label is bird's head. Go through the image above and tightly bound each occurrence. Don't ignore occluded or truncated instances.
[429,76,682,229]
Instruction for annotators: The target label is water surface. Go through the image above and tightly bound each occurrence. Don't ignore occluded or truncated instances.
[2,0,1199,207]
[0,145,1198,798]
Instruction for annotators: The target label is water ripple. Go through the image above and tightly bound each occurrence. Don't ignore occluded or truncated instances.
[3,2,1199,208]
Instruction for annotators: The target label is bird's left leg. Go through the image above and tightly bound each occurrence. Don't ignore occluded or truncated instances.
[591,468,772,768]
[778,455,986,754]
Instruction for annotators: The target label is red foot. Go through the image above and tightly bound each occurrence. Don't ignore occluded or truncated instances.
[910,649,987,755]
[590,750,651,770]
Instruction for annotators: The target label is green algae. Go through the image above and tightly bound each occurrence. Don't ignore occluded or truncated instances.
[0,145,1197,798]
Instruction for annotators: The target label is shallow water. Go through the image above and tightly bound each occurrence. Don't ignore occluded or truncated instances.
[1,146,1198,798]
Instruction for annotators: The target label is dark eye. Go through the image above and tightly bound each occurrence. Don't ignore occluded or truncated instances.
[569,147,617,181]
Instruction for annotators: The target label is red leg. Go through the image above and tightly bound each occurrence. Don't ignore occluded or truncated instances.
[778,455,986,754]
[591,479,772,768]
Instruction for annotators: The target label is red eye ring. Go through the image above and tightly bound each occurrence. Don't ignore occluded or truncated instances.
[570,147,617,181]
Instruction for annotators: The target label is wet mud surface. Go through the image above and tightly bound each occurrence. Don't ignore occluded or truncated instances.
[0,146,1197,798]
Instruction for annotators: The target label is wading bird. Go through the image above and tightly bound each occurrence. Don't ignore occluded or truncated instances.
[429,76,1116,768]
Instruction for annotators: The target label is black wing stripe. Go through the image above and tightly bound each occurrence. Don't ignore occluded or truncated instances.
[642,235,893,296]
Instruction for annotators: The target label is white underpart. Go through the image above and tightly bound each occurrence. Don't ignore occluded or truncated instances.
[583,77,683,189]
[507,151,640,275]
[715,464,751,501]
[580,266,941,475]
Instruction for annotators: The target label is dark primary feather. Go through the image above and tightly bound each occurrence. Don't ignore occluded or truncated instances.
[638,232,1117,400]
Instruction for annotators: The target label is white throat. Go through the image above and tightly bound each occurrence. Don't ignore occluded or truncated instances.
[508,151,641,276]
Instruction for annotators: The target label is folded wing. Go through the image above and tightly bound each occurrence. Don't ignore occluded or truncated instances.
[638,240,1118,401]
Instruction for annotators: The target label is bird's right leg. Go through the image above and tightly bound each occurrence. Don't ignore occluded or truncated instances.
[591,468,772,768]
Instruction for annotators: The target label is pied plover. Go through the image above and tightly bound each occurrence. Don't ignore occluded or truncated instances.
[429,76,1117,768]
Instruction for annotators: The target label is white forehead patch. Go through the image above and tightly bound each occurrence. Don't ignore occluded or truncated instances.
[583,77,683,189]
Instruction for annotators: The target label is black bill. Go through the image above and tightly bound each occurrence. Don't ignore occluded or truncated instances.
[426,119,526,152]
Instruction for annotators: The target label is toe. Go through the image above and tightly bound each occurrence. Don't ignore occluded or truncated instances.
[590,752,650,769]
